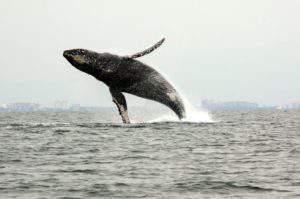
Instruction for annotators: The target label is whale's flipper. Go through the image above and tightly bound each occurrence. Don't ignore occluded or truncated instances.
[110,88,130,123]
[126,38,165,59]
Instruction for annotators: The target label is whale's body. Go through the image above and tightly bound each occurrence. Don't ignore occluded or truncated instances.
[63,38,185,123]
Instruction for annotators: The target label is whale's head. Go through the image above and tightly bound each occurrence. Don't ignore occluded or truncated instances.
[63,49,98,74]
[63,49,102,75]
[63,49,121,80]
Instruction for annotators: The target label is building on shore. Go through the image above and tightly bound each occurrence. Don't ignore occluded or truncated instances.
[201,100,259,110]
[5,103,40,111]
[283,102,300,109]
[53,100,69,110]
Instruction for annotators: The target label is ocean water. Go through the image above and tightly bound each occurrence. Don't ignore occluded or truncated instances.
[0,109,299,198]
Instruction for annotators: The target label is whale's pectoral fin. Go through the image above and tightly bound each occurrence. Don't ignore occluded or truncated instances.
[124,38,165,59]
[110,88,130,124]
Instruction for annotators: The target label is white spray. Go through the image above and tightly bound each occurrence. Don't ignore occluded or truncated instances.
[149,69,213,123]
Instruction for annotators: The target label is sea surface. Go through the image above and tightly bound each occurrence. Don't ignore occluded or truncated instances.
[0,109,299,198]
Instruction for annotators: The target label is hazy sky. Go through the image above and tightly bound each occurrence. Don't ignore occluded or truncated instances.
[1,0,299,106]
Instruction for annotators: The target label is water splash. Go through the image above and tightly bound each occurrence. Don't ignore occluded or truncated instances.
[149,102,213,123]
[148,69,213,123]
[181,97,213,123]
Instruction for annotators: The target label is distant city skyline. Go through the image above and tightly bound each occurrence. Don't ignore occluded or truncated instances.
[1,1,300,106]
[1,99,300,112]
[1,97,300,107]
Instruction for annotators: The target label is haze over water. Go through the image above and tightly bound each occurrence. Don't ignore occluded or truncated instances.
[1,1,300,199]
[0,110,299,199]
[1,1,300,106]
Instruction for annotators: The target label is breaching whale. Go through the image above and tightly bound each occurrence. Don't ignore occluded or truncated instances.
[63,38,185,123]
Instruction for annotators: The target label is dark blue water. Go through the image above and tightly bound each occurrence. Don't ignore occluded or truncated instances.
[0,110,299,198]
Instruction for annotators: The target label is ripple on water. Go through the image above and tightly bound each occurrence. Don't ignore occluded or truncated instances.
[0,110,299,198]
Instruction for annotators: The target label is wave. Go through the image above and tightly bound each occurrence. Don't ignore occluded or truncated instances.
[173,180,289,193]
[1,122,70,128]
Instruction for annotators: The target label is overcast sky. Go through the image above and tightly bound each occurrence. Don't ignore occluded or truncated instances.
[0,0,299,106]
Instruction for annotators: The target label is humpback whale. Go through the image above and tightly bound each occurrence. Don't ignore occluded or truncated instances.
[63,38,186,123]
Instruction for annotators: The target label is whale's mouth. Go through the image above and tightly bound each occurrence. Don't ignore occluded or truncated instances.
[63,49,87,65]
[63,50,72,59]
[63,50,84,65]
[63,51,75,66]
